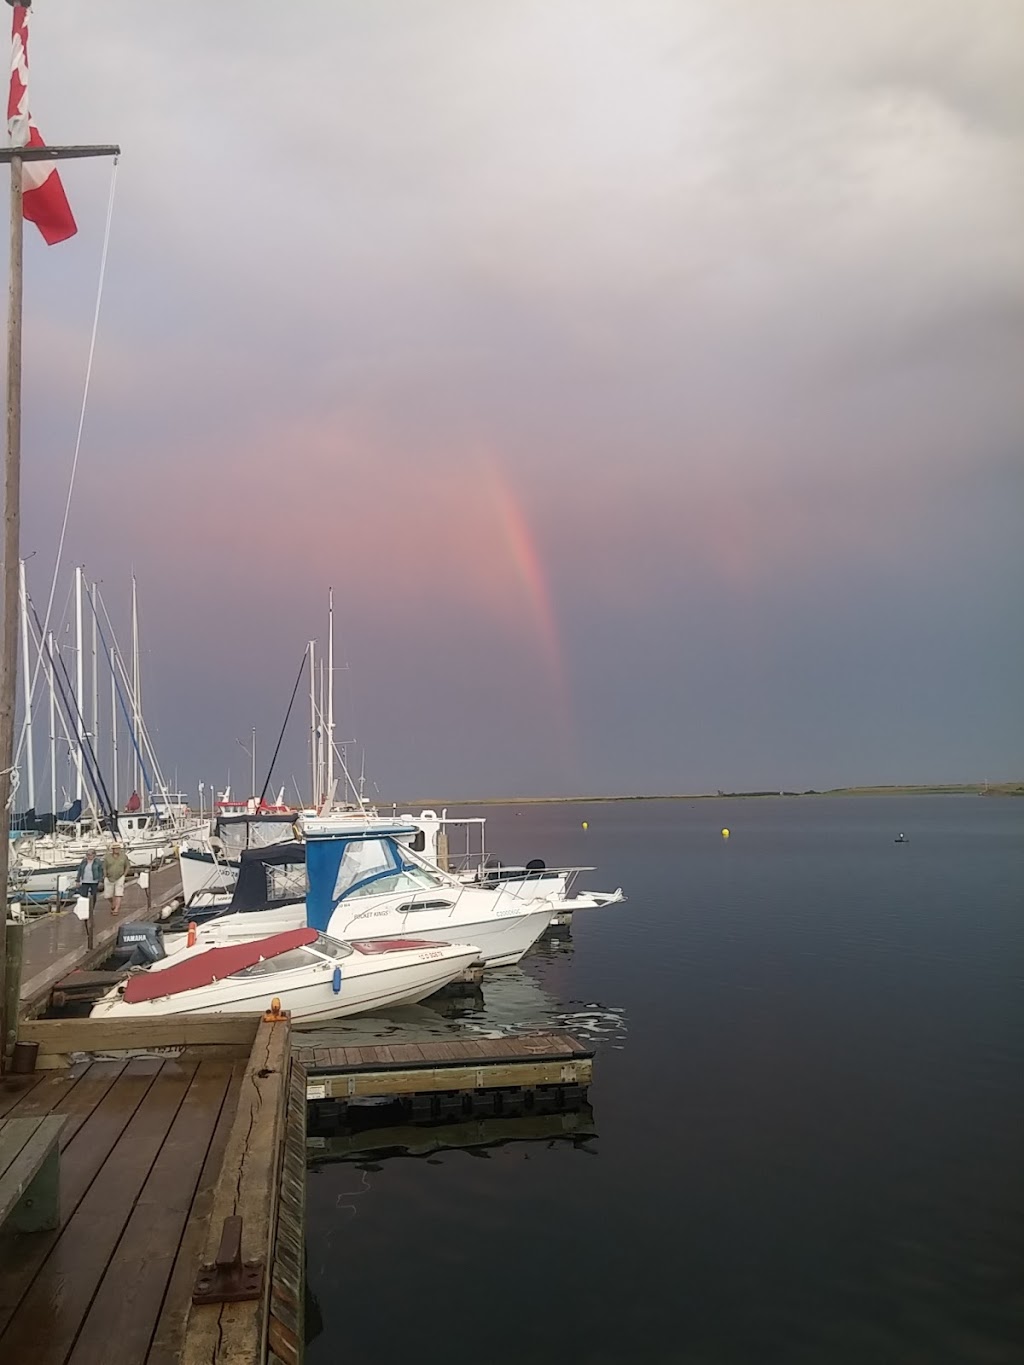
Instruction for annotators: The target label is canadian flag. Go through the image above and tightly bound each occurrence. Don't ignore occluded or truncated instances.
[7,2,76,245]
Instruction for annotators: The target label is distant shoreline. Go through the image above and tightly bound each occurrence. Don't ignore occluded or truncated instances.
[385,782,1023,807]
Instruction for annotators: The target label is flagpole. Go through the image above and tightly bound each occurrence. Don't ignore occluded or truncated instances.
[0,140,118,1069]
[0,146,24,1063]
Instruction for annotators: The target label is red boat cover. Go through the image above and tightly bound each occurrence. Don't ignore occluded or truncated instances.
[351,938,449,955]
[122,927,319,1004]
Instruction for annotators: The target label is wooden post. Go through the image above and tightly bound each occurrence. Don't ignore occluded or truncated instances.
[0,153,25,1071]
[435,828,450,873]
[2,918,24,1067]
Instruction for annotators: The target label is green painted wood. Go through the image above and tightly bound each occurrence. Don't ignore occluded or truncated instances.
[0,1115,64,1231]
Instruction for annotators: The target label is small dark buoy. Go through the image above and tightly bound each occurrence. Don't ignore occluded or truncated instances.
[894,832,907,843]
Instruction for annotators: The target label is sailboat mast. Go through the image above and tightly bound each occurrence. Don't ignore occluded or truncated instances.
[308,639,317,808]
[131,573,140,797]
[110,662,118,812]
[17,559,33,809]
[326,587,334,807]
[90,578,98,775]
[318,657,326,809]
[74,565,85,803]
[47,633,56,819]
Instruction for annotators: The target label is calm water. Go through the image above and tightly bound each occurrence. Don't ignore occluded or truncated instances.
[304,797,1024,1364]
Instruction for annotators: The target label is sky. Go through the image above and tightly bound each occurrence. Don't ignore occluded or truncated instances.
[7,0,1024,803]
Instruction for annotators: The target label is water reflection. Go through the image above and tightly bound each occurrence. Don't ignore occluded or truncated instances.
[308,1104,598,1163]
[296,944,628,1051]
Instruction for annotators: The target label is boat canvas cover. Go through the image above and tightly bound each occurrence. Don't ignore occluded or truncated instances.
[122,927,319,1004]
[216,813,297,856]
[228,841,307,912]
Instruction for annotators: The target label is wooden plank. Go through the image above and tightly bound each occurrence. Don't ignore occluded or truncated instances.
[67,1060,235,1365]
[0,1074,45,1118]
[147,1063,244,1365]
[0,1057,164,1336]
[313,1048,332,1068]
[42,1061,127,1147]
[408,1041,456,1064]
[0,1065,89,1124]
[181,1019,290,1365]
[19,1014,261,1056]
[0,1061,199,1365]
[316,1055,593,1099]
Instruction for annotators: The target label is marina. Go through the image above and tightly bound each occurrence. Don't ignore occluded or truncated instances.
[0,4,1020,1364]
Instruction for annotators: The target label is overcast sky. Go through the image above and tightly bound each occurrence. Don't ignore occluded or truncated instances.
[10,0,1024,801]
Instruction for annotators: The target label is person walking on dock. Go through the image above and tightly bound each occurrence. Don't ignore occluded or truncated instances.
[76,849,102,910]
[103,842,130,917]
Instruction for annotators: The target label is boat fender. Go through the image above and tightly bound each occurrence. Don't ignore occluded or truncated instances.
[187,921,197,947]
[332,967,342,994]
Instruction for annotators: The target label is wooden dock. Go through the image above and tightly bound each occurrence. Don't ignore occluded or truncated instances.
[0,1011,304,1365]
[18,862,183,1018]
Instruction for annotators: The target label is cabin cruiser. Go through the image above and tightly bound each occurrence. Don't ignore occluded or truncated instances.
[166,817,573,968]
[177,805,624,926]
[90,926,480,1021]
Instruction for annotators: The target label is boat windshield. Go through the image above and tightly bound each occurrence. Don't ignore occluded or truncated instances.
[229,948,318,978]
[345,866,445,900]
[311,935,354,960]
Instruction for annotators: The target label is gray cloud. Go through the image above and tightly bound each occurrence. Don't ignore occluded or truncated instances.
[13,0,1023,796]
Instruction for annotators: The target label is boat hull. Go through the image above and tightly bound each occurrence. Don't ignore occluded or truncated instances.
[91,943,479,1022]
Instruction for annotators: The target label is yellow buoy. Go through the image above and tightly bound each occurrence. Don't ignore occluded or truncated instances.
[582,820,589,831]
[721,828,730,838]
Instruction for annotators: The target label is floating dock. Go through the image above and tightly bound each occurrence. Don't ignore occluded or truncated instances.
[298,1031,594,1102]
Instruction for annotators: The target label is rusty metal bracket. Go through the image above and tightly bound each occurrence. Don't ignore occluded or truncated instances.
[192,1215,264,1304]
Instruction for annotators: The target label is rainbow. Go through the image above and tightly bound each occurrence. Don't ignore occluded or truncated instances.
[479,453,576,766]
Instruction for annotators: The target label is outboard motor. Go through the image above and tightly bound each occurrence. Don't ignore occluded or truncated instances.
[110,922,166,968]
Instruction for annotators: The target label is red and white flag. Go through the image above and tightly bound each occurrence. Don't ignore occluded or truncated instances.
[8,2,76,245]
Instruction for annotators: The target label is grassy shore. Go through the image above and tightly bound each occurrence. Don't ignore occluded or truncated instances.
[386,782,1023,807]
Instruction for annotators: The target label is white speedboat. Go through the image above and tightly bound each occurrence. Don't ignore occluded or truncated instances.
[90,926,480,1022]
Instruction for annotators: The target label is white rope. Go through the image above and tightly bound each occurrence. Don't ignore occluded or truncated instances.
[30,156,120,707]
